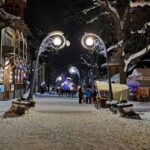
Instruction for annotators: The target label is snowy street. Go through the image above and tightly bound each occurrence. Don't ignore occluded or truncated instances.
[0,94,150,150]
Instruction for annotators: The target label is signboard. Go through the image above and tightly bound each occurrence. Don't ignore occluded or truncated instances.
[0,85,4,93]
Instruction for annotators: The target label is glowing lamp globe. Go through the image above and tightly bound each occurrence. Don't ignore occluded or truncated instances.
[85,37,94,47]
[69,67,77,74]
[70,68,76,74]
[53,37,62,46]
[56,75,63,82]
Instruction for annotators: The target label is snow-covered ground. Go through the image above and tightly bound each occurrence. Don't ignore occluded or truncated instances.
[0,100,13,117]
[0,94,150,150]
[0,91,29,117]
[132,101,150,121]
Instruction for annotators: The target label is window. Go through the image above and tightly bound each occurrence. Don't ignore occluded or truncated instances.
[5,3,20,16]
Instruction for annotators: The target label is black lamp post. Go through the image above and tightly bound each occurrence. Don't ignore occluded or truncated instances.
[81,33,113,101]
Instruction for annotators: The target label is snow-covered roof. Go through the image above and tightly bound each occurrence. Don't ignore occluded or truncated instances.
[111,74,120,83]
[101,74,120,83]
[131,68,150,77]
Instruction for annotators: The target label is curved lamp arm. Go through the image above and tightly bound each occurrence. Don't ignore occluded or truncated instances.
[27,31,70,100]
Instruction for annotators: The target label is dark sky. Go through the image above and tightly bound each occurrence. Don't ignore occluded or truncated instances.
[25,0,91,31]
[24,0,94,71]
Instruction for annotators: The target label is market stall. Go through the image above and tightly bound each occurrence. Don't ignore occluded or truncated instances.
[95,81,129,101]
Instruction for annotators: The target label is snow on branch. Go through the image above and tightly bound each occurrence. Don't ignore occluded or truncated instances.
[107,40,123,52]
[124,44,150,72]
[80,57,91,67]
[130,1,150,8]
[105,1,120,19]
[87,16,98,24]
[86,12,110,24]
[131,29,146,34]
[104,0,123,29]
[145,22,150,27]
[131,22,150,34]
[82,5,100,15]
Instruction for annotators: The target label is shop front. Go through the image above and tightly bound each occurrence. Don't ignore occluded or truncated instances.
[0,27,28,100]
[127,68,150,102]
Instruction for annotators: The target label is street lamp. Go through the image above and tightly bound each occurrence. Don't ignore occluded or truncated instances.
[68,66,80,78]
[81,33,113,101]
[56,76,63,82]
[27,31,70,100]
[68,66,80,91]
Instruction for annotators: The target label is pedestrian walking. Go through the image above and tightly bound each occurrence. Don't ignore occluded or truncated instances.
[92,87,97,104]
[85,88,92,104]
[78,88,83,104]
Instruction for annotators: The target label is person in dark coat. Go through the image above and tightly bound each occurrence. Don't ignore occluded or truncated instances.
[78,88,83,104]
[92,87,97,103]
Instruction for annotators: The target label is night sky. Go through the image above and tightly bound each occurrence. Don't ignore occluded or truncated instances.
[24,0,94,71]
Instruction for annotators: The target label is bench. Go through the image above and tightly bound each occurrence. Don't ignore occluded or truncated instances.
[117,103,140,119]
[106,100,133,114]
[117,103,133,116]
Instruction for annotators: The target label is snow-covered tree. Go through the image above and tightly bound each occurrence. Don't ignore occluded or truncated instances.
[82,0,150,83]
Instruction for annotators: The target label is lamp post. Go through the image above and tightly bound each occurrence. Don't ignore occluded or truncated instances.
[81,33,113,101]
[27,31,70,100]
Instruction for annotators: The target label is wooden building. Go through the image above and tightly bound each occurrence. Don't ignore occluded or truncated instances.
[0,0,31,100]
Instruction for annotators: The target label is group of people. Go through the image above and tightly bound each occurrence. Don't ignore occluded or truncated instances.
[78,87,97,104]
[56,88,77,97]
